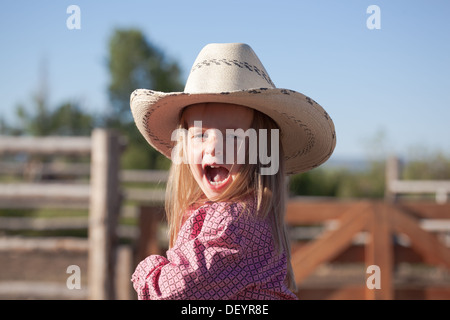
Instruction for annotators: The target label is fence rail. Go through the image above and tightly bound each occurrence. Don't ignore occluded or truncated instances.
[0,135,92,154]
[389,180,450,203]
[0,182,166,208]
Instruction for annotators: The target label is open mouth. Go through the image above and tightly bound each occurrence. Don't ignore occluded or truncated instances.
[204,165,230,187]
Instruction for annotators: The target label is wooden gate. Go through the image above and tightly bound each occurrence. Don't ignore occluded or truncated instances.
[286,199,450,299]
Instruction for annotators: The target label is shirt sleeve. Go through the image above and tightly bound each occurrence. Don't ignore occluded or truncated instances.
[131,202,281,300]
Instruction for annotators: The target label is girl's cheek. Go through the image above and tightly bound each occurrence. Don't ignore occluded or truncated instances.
[188,148,203,165]
[186,140,203,165]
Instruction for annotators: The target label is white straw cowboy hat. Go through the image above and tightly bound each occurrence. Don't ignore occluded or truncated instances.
[130,43,336,174]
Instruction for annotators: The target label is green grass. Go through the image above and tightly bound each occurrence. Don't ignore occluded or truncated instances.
[2,229,88,238]
[0,208,88,218]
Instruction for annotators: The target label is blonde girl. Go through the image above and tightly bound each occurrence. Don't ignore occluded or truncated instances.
[130,43,336,300]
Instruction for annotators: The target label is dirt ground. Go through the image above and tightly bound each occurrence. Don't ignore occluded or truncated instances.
[0,249,89,299]
[0,239,139,300]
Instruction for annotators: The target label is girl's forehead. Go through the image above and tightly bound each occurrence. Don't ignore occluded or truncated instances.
[183,103,254,129]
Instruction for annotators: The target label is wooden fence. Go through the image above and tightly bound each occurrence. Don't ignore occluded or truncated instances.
[2,138,450,300]
[135,157,450,300]
[286,157,450,299]
[0,130,171,300]
[135,199,450,300]
[0,129,125,299]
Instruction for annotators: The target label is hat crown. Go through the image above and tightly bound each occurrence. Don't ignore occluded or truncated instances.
[184,43,276,93]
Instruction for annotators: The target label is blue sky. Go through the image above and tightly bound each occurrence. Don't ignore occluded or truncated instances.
[1,1,449,161]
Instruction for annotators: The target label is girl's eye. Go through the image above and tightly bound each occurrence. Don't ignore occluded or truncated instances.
[192,132,207,141]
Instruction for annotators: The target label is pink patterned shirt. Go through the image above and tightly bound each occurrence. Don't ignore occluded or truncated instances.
[131,200,297,300]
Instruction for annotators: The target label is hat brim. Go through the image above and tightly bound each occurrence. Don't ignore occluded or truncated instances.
[130,87,336,175]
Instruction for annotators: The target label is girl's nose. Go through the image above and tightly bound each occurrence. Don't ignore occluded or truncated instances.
[204,129,223,157]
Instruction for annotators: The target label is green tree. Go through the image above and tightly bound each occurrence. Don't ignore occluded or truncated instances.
[289,162,386,199]
[106,28,184,170]
[403,151,450,180]
[12,95,94,137]
[289,168,341,197]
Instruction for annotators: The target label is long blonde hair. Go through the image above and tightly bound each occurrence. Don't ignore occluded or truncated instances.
[164,105,296,292]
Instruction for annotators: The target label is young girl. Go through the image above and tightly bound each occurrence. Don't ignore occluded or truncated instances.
[130,43,336,300]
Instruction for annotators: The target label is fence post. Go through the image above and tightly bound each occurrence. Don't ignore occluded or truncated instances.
[365,202,394,300]
[136,206,165,267]
[385,156,400,203]
[88,129,121,300]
